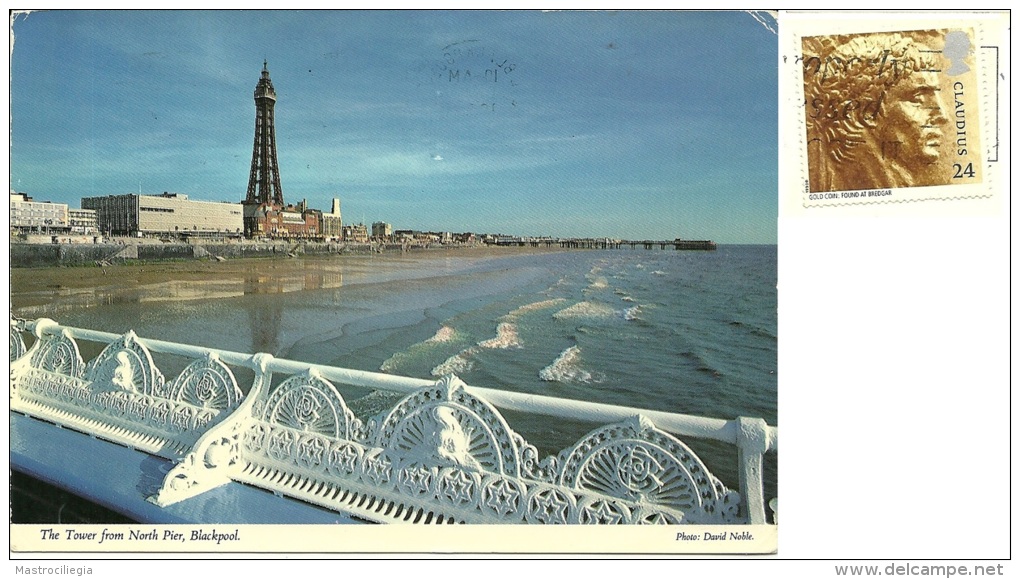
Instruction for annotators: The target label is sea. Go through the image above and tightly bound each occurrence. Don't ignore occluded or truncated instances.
[13,245,777,503]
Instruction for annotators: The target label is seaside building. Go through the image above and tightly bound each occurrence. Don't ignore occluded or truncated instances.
[372,221,392,239]
[68,208,99,235]
[320,198,343,240]
[393,229,445,246]
[81,193,243,238]
[10,192,69,233]
[343,223,369,243]
[241,61,319,239]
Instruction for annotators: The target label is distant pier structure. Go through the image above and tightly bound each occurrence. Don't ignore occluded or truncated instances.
[488,236,717,250]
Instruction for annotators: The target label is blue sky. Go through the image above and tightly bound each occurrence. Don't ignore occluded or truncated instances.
[10,10,777,243]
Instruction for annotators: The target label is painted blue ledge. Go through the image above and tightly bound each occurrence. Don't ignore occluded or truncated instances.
[10,412,363,524]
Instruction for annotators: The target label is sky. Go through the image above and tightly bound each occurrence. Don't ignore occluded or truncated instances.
[9,10,778,243]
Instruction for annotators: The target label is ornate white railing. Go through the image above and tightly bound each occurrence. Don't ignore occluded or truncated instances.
[10,316,778,525]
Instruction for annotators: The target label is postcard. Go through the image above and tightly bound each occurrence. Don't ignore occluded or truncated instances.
[6,9,1011,562]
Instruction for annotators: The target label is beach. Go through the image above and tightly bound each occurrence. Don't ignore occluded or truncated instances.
[9,245,562,311]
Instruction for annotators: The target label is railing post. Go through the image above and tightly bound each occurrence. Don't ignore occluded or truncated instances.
[30,317,59,339]
[250,352,275,397]
[736,416,769,524]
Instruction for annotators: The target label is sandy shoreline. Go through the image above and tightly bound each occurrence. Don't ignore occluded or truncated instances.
[9,245,569,311]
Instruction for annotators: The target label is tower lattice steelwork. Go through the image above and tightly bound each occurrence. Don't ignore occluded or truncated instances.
[245,61,284,207]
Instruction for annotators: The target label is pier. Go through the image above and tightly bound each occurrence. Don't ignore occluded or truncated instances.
[489,237,718,250]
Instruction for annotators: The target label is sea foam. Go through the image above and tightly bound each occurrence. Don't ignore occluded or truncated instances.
[477,322,522,349]
[500,298,568,321]
[431,347,479,377]
[553,301,619,320]
[426,325,458,343]
[539,346,596,383]
[380,325,460,372]
[623,305,642,321]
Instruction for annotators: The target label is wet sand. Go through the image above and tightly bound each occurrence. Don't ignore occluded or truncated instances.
[9,245,568,312]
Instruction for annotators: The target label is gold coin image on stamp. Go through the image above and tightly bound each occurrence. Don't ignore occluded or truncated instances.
[802,29,981,194]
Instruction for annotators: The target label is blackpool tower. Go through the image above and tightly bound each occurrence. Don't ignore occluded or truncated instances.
[245,61,284,207]
[241,62,318,239]
[243,61,295,237]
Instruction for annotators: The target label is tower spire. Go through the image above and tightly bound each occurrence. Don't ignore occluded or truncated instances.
[245,61,284,212]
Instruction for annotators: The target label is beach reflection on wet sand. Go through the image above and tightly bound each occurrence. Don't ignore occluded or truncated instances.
[10,247,547,313]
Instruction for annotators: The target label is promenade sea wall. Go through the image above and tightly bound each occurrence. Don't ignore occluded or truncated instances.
[9,240,444,268]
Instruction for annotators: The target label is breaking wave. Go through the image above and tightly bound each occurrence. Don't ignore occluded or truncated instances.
[431,346,479,377]
[552,301,618,320]
[500,298,567,321]
[430,297,579,376]
[380,325,461,372]
[539,346,599,383]
[379,357,403,373]
[623,305,642,321]
[477,322,522,349]
[426,325,458,343]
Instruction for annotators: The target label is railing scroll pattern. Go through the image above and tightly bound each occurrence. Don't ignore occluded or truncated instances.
[10,317,775,525]
[10,320,244,459]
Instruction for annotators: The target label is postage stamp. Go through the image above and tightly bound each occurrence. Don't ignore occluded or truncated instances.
[781,13,1004,208]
